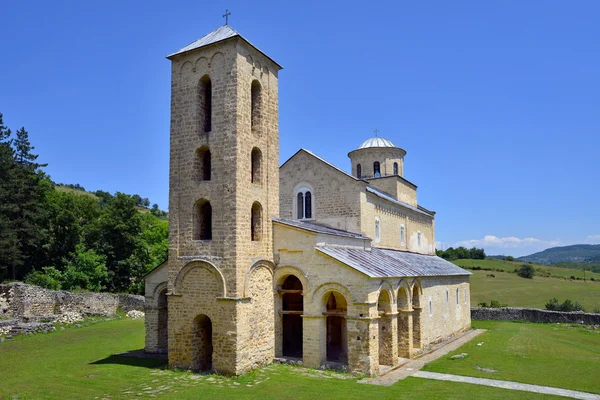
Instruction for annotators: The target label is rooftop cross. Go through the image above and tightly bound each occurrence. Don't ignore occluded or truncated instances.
[223,9,231,25]
[373,128,379,137]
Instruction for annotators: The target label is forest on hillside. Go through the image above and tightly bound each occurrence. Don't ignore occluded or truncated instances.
[0,113,168,294]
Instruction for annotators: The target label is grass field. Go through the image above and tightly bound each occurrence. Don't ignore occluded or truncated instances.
[452,259,600,310]
[424,320,600,394]
[469,269,600,310]
[453,258,600,280]
[0,319,568,399]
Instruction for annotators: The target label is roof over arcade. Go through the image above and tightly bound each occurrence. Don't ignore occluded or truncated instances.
[317,246,470,278]
[166,25,283,69]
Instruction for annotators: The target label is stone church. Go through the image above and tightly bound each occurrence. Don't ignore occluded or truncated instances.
[144,24,471,376]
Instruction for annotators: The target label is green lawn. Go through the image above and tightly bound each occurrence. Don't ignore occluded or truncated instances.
[0,319,565,399]
[424,320,600,394]
[469,268,600,310]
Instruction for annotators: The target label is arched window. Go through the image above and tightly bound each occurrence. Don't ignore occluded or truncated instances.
[193,199,212,240]
[456,288,459,305]
[446,289,449,304]
[429,297,433,316]
[356,164,362,179]
[375,217,381,242]
[418,231,422,248]
[199,75,212,133]
[393,162,398,175]
[251,202,262,241]
[373,161,381,178]
[196,147,211,181]
[251,80,261,129]
[400,225,405,246]
[251,147,262,184]
[295,186,313,220]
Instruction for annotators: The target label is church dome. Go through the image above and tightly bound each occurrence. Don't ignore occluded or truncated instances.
[357,137,397,149]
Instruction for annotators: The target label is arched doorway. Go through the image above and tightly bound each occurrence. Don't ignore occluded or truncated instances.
[281,275,303,358]
[377,290,393,365]
[192,314,213,372]
[412,285,422,350]
[157,288,168,352]
[324,292,347,363]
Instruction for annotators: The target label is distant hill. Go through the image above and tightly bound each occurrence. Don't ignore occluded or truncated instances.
[518,244,600,265]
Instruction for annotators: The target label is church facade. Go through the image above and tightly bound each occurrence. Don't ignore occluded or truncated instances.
[144,25,471,376]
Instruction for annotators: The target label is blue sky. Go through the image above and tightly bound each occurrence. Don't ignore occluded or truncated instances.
[1,1,598,257]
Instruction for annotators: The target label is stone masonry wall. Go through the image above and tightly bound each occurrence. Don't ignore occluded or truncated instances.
[0,283,144,321]
[471,307,600,325]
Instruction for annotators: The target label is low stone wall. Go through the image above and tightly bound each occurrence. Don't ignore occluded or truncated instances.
[0,283,144,321]
[471,307,600,325]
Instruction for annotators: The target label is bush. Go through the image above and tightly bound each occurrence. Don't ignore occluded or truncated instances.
[545,298,586,312]
[517,264,535,279]
[25,267,62,290]
[486,274,495,278]
[478,300,507,308]
[504,256,514,261]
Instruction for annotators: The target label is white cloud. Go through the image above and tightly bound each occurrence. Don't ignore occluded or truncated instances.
[454,235,561,249]
[586,235,600,243]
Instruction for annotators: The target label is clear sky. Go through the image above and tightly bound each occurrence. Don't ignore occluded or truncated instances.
[1,1,598,257]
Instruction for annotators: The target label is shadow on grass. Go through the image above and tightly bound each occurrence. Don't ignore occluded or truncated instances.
[91,349,168,369]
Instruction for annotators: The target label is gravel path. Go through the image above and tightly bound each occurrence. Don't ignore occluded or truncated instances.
[413,371,600,400]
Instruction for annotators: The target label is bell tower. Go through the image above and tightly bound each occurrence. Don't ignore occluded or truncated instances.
[165,25,282,374]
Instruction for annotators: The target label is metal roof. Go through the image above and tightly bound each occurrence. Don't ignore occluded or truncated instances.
[167,25,283,69]
[274,218,367,239]
[316,246,470,278]
[366,186,434,217]
[358,137,397,149]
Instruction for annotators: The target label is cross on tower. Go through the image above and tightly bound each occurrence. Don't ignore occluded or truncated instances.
[223,9,231,25]
[373,128,379,137]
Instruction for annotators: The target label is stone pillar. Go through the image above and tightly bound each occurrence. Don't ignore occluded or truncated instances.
[347,316,378,376]
[144,306,159,353]
[397,309,413,358]
[302,315,326,368]
[378,313,398,366]
[412,307,422,352]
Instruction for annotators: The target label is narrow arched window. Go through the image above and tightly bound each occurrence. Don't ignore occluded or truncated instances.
[373,161,381,178]
[251,202,262,241]
[418,231,422,248]
[357,164,362,179]
[251,80,261,129]
[375,217,381,242]
[194,199,212,240]
[400,225,405,246]
[456,288,459,305]
[199,75,212,133]
[304,191,312,219]
[251,147,262,184]
[393,162,398,175]
[295,186,314,220]
[196,147,211,181]
[297,192,304,219]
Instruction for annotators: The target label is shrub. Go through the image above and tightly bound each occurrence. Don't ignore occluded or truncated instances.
[504,256,514,261]
[517,264,535,279]
[486,274,495,278]
[545,298,586,312]
[25,267,62,290]
[478,300,507,308]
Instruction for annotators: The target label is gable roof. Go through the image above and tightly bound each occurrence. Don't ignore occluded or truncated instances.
[316,246,470,278]
[166,25,283,69]
[273,218,367,239]
[280,149,364,183]
[366,186,434,217]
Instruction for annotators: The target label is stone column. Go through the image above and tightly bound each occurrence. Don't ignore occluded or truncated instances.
[346,316,378,376]
[302,315,326,368]
[397,309,413,358]
[144,305,159,353]
[378,313,398,366]
[412,307,422,352]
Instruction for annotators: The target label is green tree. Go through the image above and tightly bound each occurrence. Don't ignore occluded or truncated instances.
[517,263,535,279]
[61,245,108,292]
[0,113,19,281]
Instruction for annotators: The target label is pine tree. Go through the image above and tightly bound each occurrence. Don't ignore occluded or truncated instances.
[0,114,19,280]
